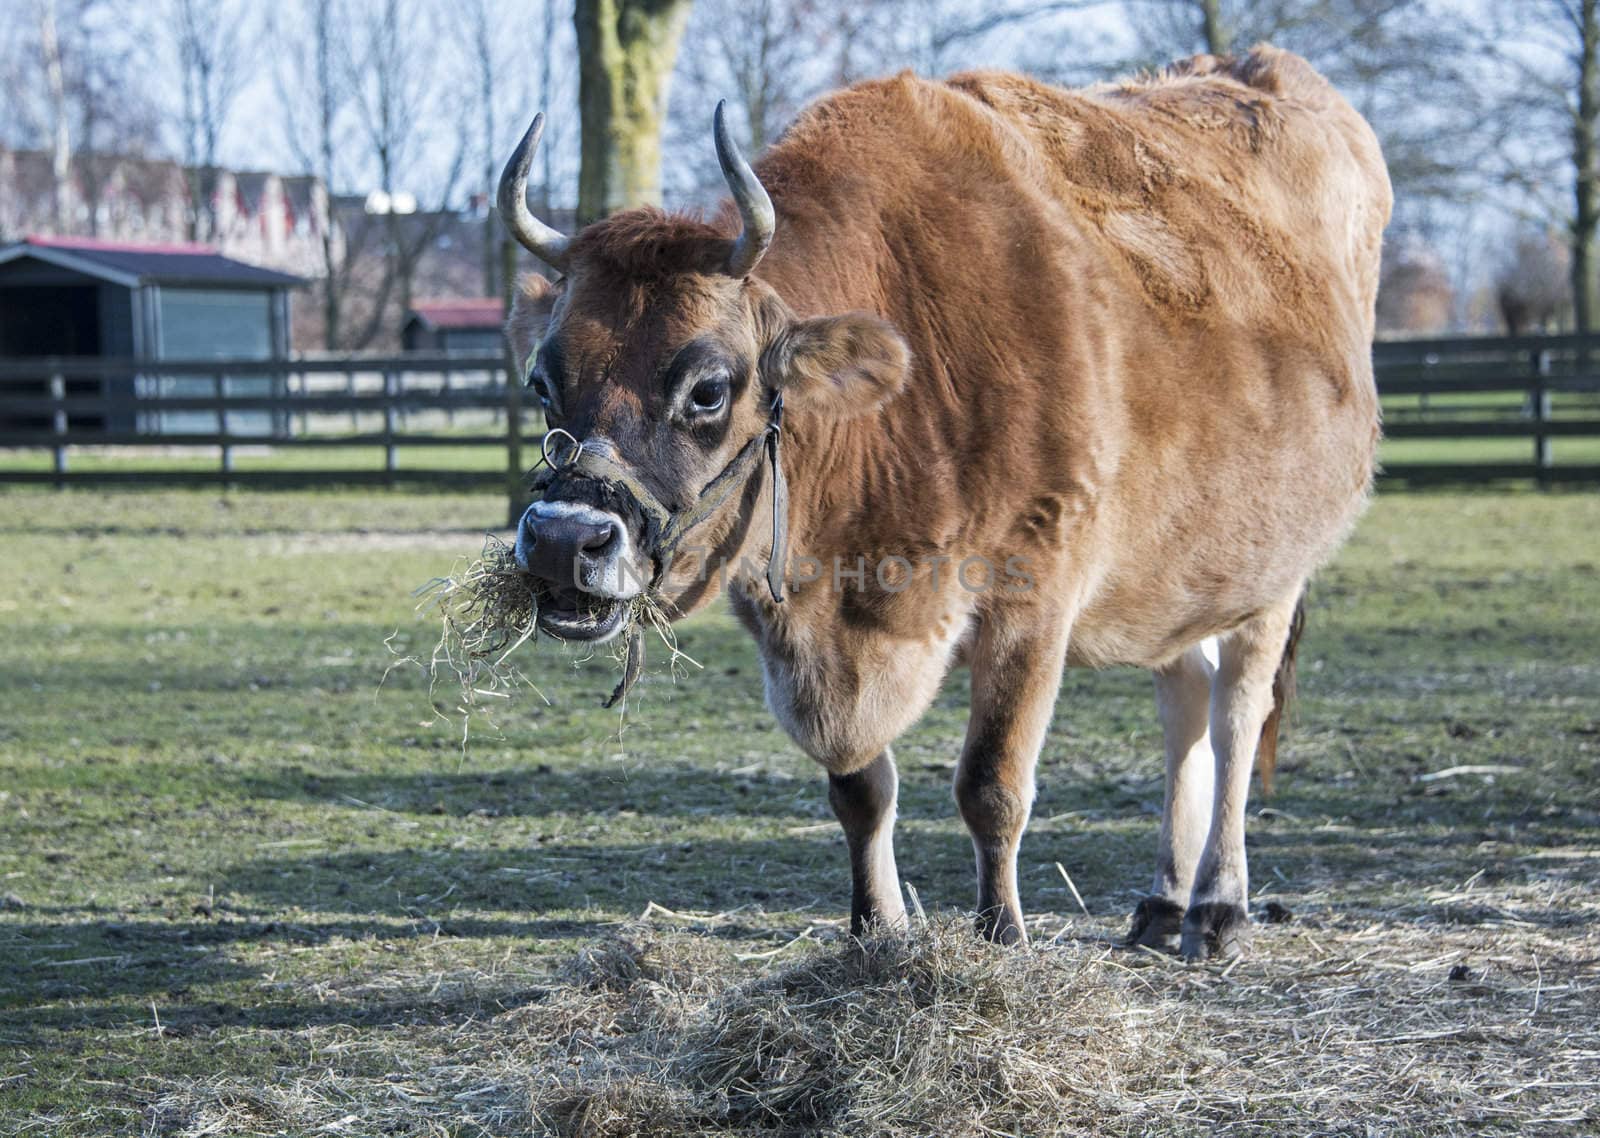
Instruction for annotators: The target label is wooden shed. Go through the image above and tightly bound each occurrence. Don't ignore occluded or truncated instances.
[403,298,505,354]
[0,236,302,436]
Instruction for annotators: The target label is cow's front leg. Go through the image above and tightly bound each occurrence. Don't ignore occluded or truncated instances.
[1180,594,1300,961]
[955,608,1071,945]
[828,749,907,934]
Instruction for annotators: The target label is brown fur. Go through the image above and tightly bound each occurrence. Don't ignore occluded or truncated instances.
[507,46,1391,948]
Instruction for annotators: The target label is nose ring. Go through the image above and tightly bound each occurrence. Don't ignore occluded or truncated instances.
[541,427,583,470]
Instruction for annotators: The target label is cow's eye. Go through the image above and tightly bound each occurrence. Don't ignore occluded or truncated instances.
[527,370,554,412]
[688,375,729,415]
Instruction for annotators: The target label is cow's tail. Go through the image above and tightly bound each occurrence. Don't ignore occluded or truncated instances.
[1256,594,1307,797]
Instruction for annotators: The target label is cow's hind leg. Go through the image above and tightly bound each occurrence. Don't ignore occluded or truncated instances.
[828,749,908,934]
[955,608,1070,945]
[1180,594,1301,961]
[1128,642,1216,950]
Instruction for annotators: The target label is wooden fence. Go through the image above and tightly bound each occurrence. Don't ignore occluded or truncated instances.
[0,352,530,520]
[1373,334,1600,484]
[1,336,1598,518]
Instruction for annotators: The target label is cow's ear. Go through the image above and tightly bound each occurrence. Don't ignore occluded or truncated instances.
[762,312,910,417]
[506,273,560,375]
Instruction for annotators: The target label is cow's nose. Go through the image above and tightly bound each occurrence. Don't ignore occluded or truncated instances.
[514,505,621,586]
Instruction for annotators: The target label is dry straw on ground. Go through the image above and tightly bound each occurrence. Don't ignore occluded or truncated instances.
[530,919,1158,1137]
[143,899,1600,1136]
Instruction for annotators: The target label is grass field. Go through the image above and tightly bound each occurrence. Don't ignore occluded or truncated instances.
[3,429,1600,479]
[1,487,1597,1135]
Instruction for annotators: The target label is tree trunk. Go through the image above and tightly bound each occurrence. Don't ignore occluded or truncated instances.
[738,2,775,151]
[321,214,341,349]
[1574,0,1599,334]
[316,0,342,349]
[501,0,559,307]
[40,0,72,235]
[540,0,556,215]
[574,0,693,225]
[476,1,498,298]
[1198,0,1231,56]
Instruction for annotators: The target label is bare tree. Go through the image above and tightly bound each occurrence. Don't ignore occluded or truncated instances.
[1485,1,1600,332]
[926,0,1112,71]
[540,0,560,214]
[345,0,468,347]
[274,0,354,349]
[460,0,571,304]
[706,0,811,149]
[1197,0,1228,52]
[663,0,828,201]
[664,0,965,203]
[169,0,250,241]
[1125,0,1296,59]
[38,0,72,232]
[497,0,567,305]
[0,1,158,239]
[1580,0,1599,333]
[70,19,159,235]
[574,0,694,223]
[463,0,503,298]
[487,0,572,307]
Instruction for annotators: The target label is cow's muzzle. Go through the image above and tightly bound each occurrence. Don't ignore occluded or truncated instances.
[514,397,788,671]
[513,498,643,642]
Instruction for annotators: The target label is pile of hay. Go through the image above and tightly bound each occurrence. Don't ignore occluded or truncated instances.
[141,905,1600,1136]
[529,920,1175,1137]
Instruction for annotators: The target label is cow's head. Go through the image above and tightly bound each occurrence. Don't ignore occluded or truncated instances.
[500,105,910,642]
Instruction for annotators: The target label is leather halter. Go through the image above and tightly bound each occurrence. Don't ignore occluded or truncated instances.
[529,395,788,603]
[526,398,790,708]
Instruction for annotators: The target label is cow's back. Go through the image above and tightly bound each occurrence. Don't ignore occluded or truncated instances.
[946,48,1389,350]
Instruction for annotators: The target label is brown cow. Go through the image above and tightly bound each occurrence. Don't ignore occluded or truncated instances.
[498,46,1390,958]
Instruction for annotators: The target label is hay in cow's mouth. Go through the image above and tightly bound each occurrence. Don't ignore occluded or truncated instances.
[398,535,544,732]
[535,582,629,642]
[397,535,695,737]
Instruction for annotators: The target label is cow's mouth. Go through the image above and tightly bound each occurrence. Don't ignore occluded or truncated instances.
[536,583,629,642]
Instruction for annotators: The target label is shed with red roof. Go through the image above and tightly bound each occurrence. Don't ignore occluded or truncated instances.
[402,297,505,354]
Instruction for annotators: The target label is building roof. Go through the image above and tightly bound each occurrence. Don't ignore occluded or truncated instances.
[0,235,305,289]
[407,297,505,331]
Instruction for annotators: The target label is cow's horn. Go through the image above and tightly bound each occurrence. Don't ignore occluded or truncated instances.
[498,113,570,271]
[713,100,774,278]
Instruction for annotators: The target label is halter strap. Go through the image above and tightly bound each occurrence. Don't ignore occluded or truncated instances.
[531,395,788,603]
[529,398,788,710]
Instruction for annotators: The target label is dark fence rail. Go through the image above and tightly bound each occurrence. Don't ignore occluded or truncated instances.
[0,352,530,519]
[1371,335,1600,484]
[2,338,1599,510]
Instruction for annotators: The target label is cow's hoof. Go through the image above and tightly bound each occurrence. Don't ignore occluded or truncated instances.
[1179,901,1251,962]
[1126,896,1185,951]
[976,906,1027,946]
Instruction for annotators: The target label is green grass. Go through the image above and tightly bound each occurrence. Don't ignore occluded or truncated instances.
[1,487,1598,1134]
[1379,390,1600,416]
[5,421,1600,485]
[1379,435,1600,467]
